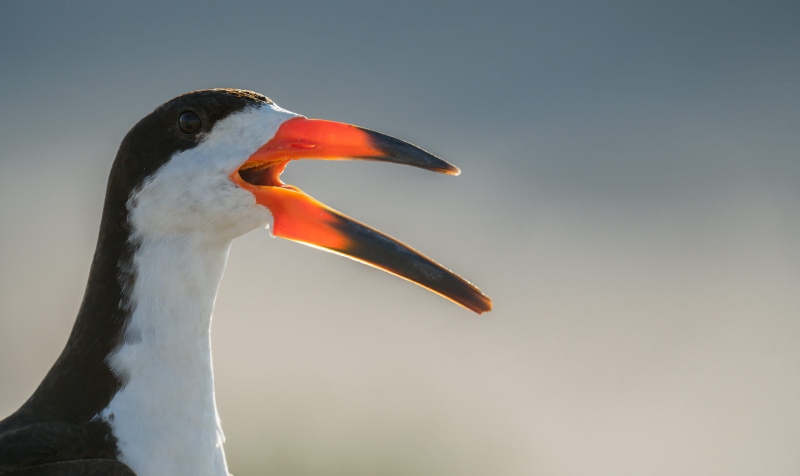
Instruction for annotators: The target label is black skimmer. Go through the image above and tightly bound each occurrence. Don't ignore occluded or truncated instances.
[0,89,491,476]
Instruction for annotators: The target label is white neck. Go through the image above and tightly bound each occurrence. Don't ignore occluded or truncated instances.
[101,233,232,476]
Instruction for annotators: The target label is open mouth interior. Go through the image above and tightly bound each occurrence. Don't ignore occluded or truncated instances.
[238,160,290,188]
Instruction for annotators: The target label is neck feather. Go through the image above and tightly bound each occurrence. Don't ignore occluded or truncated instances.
[103,233,232,476]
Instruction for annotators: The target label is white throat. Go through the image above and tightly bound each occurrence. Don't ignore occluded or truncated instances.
[101,233,233,476]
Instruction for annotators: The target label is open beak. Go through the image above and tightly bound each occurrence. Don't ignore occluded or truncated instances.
[230,117,492,314]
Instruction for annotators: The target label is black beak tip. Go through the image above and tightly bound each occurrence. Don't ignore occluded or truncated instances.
[361,126,463,175]
[441,163,461,176]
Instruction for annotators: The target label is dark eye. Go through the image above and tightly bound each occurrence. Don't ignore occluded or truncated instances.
[179,111,201,134]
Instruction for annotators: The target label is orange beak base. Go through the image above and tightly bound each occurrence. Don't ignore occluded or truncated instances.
[231,117,492,314]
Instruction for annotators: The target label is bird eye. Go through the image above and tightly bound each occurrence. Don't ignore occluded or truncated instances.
[179,111,201,134]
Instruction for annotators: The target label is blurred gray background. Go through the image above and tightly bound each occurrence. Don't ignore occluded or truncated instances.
[1,1,799,475]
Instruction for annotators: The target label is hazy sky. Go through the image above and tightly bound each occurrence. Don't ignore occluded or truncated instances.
[1,2,799,475]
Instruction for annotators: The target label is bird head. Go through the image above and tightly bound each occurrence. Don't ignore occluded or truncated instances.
[112,89,491,313]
